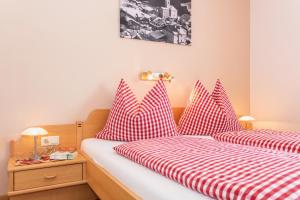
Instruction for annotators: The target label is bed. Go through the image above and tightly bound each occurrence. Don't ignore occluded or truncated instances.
[213,129,300,153]
[81,136,213,200]
[76,108,257,200]
[10,107,297,200]
[77,108,187,200]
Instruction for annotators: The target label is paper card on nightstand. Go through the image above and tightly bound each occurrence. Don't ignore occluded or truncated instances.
[50,151,78,160]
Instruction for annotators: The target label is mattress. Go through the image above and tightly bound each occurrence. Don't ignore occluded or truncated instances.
[81,136,214,200]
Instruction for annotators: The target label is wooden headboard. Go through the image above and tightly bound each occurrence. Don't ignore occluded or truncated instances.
[11,107,249,157]
[11,108,185,157]
[11,124,77,158]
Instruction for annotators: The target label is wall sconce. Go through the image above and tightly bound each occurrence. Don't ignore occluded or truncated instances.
[239,116,255,130]
[140,71,174,82]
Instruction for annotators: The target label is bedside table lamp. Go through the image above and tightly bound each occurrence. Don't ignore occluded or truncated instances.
[22,127,48,160]
[239,116,255,130]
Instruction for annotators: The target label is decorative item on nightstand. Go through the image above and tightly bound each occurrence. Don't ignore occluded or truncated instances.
[50,151,78,160]
[22,127,48,160]
[239,116,255,130]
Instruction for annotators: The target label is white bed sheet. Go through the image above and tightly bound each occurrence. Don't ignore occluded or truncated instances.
[81,136,213,200]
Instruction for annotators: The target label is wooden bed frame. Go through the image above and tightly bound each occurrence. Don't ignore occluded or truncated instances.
[77,107,185,200]
[11,108,250,200]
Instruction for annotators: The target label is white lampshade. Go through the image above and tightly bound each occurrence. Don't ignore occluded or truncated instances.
[239,116,255,122]
[22,127,48,136]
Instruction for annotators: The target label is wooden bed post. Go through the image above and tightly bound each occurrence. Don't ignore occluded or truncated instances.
[76,121,84,150]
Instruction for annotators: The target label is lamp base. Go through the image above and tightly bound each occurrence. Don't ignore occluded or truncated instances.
[33,135,39,160]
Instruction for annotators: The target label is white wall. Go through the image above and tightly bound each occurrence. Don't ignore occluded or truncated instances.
[0,0,250,194]
[251,0,300,131]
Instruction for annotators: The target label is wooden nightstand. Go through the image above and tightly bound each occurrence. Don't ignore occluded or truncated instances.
[7,154,96,200]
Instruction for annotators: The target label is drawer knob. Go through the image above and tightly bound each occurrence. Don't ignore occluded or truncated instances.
[44,175,57,179]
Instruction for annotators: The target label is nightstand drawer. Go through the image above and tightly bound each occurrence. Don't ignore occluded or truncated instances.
[14,164,83,191]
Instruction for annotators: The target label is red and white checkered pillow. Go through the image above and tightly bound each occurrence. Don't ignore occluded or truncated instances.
[211,79,242,131]
[96,79,178,141]
[178,80,242,135]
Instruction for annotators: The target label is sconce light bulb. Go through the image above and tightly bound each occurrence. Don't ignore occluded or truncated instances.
[147,74,154,80]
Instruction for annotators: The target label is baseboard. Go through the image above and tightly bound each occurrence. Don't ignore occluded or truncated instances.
[0,194,8,200]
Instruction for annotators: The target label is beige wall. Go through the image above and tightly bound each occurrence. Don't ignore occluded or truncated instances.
[0,0,250,194]
[251,0,300,131]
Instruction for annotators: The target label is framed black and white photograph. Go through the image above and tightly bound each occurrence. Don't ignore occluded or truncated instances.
[120,0,191,46]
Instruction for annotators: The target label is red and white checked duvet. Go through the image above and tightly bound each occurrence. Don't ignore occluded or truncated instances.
[114,137,300,200]
[213,129,300,154]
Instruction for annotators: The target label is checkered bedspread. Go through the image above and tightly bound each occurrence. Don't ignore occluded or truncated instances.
[213,129,300,154]
[114,136,300,200]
